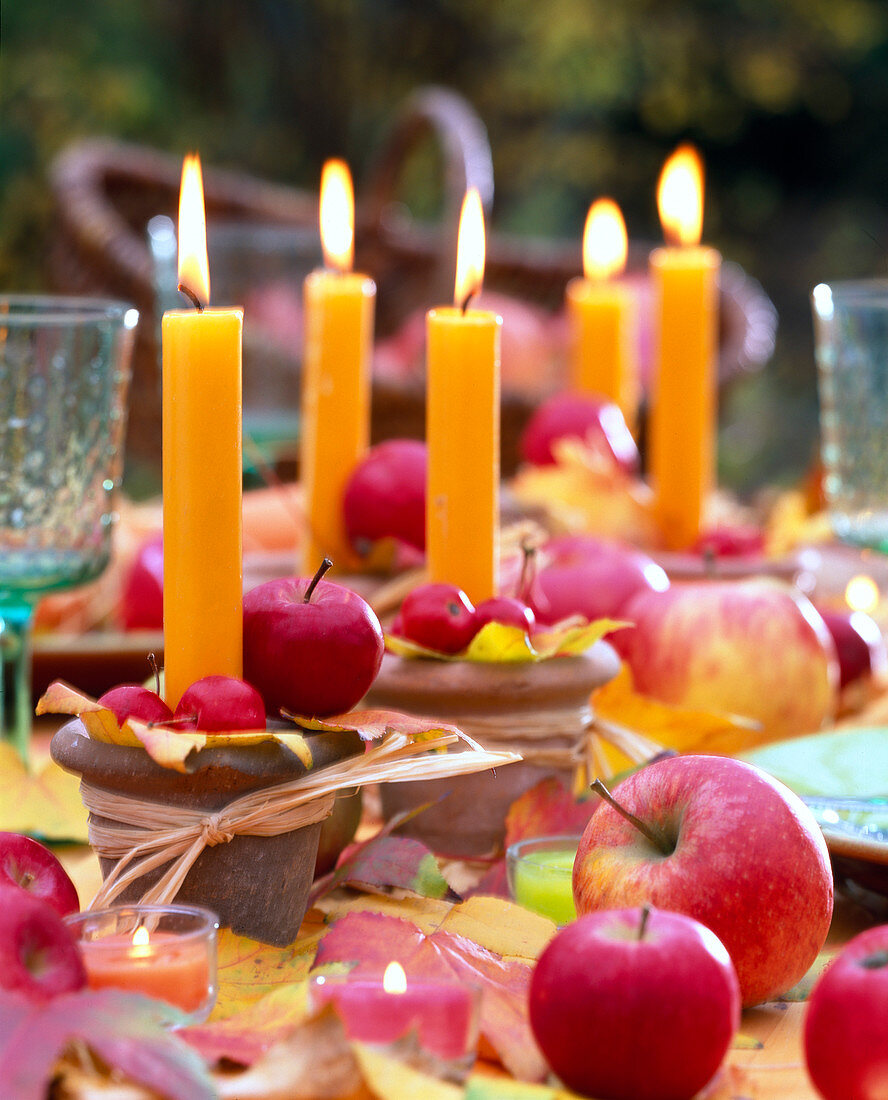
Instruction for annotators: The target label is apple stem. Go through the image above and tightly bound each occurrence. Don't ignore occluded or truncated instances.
[590,778,675,856]
[19,871,34,890]
[517,541,536,602]
[304,558,333,603]
[147,652,161,696]
[859,950,888,970]
[638,904,651,941]
[703,545,717,579]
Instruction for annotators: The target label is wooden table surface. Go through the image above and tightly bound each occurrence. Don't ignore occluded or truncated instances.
[42,721,884,1099]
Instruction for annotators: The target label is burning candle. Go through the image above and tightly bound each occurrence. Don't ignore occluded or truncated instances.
[648,145,721,551]
[566,198,638,428]
[301,159,375,571]
[426,188,502,603]
[66,905,218,1022]
[311,961,480,1066]
[162,154,244,708]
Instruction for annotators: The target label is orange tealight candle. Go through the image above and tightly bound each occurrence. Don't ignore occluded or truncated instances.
[83,927,211,1012]
[301,159,375,571]
[566,198,638,427]
[162,154,244,708]
[426,189,502,604]
[648,145,721,550]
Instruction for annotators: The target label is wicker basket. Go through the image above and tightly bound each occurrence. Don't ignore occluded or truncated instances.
[49,85,776,477]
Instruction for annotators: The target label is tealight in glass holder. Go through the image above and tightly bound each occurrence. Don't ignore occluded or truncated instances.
[309,963,481,1082]
[506,834,581,925]
[65,904,219,1024]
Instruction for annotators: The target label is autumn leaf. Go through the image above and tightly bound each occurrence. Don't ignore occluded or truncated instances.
[354,1042,464,1100]
[183,982,310,1066]
[0,743,88,843]
[464,1075,583,1099]
[292,709,460,742]
[313,834,454,908]
[212,926,319,1020]
[0,988,214,1100]
[504,777,595,849]
[36,680,125,744]
[592,664,763,770]
[385,618,626,664]
[437,896,556,964]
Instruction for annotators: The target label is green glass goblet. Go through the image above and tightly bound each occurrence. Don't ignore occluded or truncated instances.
[0,295,138,758]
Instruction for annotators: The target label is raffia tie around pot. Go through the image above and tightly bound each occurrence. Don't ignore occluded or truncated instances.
[83,730,520,911]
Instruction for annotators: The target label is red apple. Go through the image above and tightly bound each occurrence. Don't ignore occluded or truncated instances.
[816,607,888,690]
[173,675,266,731]
[399,583,478,654]
[474,596,535,634]
[0,834,79,919]
[573,755,834,1007]
[612,577,839,741]
[97,684,174,727]
[520,392,639,473]
[692,525,766,559]
[0,886,86,1001]
[530,535,669,627]
[343,439,427,554]
[530,907,740,1100]
[120,534,164,631]
[804,924,888,1100]
[243,561,385,717]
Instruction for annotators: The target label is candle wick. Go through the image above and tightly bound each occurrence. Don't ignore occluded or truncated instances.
[177,283,205,312]
[459,289,477,315]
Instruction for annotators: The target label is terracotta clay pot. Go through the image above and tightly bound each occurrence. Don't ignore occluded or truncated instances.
[364,642,620,857]
[51,720,362,946]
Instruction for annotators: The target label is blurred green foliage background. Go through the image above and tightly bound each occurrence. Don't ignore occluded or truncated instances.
[3,0,888,491]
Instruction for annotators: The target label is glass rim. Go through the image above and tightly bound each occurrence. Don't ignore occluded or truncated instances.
[0,294,139,327]
[64,903,219,946]
[812,279,888,309]
[506,833,582,872]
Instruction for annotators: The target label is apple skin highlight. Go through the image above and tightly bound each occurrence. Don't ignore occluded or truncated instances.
[573,755,834,1006]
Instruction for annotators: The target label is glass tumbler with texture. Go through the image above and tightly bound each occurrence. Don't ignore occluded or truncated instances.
[813,280,888,551]
[0,296,138,756]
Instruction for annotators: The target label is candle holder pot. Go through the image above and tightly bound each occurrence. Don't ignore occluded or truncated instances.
[51,720,362,946]
[364,643,620,857]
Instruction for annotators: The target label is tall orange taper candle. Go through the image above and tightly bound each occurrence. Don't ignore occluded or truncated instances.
[426,188,501,603]
[566,198,638,426]
[301,159,375,571]
[648,145,721,550]
[163,154,244,707]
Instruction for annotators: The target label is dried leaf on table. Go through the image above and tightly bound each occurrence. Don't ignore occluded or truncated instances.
[353,1043,464,1100]
[592,664,762,766]
[0,742,88,843]
[384,619,626,664]
[213,927,318,1020]
[312,835,453,905]
[504,777,596,849]
[464,1077,583,1099]
[437,896,556,963]
[214,1005,371,1100]
[0,988,213,1100]
[315,892,453,933]
[183,983,310,1067]
[316,909,549,1082]
[36,681,123,745]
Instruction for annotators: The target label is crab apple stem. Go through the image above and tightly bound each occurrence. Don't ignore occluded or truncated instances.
[517,541,536,602]
[304,558,334,603]
[860,950,888,970]
[702,545,718,579]
[590,778,674,856]
[638,904,651,941]
[147,652,161,696]
[147,714,196,729]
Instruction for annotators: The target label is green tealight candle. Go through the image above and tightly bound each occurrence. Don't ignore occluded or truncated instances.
[511,846,578,925]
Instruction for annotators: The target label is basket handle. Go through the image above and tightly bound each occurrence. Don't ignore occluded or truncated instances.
[362,86,494,252]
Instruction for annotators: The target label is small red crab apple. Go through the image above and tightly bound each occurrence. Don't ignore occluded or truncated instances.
[0,885,86,1001]
[399,583,478,654]
[173,675,267,731]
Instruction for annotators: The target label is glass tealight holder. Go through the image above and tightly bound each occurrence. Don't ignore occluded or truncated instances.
[308,968,481,1083]
[506,834,581,925]
[65,904,219,1024]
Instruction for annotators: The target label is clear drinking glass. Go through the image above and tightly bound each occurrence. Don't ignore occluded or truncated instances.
[0,295,138,756]
[813,280,888,551]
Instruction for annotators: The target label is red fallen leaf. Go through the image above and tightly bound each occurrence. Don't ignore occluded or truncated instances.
[316,910,547,1082]
[463,860,509,900]
[504,776,596,849]
[0,988,214,1100]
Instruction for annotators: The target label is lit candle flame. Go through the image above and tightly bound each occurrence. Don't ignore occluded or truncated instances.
[583,198,628,282]
[319,159,354,274]
[177,153,210,307]
[131,925,151,958]
[382,961,407,994]
[657,144,705,247]
[454,187,486,310]
[846,575,880,614]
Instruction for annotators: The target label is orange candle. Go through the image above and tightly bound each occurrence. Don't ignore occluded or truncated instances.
[301,159,375,571]
[648,145,721,550]
[82,927,212,1014]
[566,198,638,427]
[426,188,501,604]
[162,154,244,707]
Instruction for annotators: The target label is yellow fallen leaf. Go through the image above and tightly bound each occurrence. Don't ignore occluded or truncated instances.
[438,897,556,964]
[128,721,314,774]
[36,680,128,745]
[592,664,763,771]
[464,1078,583,1100]
[213,927,318,1020]
[354,1043,464,1100]
[314,892,453,934]
[0,743,88,842]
